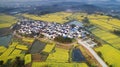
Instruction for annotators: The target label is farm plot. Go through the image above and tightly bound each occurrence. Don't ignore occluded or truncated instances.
[42,43,55,53]
[16,45,28,50]
[25,54,32,64]
[22,37,35,43]
[0,46,7,53]
[95,45,120,67]
[23,12,72,24]
[29,40,46,54]
[10,49,22,56]
[0,35,12,47]
[0,14,17,28]
[32,62,88,67]
[46,47,69,63]
[91,28,120,49]
[0,47,15,63]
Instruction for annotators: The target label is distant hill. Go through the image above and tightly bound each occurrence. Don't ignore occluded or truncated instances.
[26,2,108,15]
[0,2,115,15]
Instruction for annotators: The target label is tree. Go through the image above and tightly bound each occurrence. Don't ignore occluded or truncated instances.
[0,60,3,66]
[97,51,102,57]
[54,36,73,43]
[114,29,120,35]
[82,17,90,24]
[82,17,90,27]
[70,24,76,28]
[12,57,25,67]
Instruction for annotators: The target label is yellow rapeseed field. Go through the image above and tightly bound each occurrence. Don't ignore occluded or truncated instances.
[0,14,17,28]
[46,47,69,62]
[32,62,88,67]
[95,45,120,67]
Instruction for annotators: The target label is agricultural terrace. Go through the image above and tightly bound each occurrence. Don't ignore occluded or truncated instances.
[0,46,7,53]
[88,14,120,31]
[91,28,120,49]
[10,49,22,56]
[23,12,72,24]
[88,14,120,27]
[9,42,18,48]
[42,43,55,53]
[8,49,23,62]
[16,45,28,50]
[95,45,120,67]
[46,47,69,63]
[32,62,88,67]
[25,54,32,64]
[0,14,17,28]
[22,37,35,43]
[0,47,15,63]
[0,41,28,64]
[68,13,87,22]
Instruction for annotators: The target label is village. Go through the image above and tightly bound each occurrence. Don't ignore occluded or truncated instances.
[17,19,88,39]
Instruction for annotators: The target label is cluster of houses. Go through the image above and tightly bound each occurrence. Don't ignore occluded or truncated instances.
[16,19,88,39]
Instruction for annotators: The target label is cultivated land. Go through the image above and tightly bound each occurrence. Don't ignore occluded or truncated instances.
[0,41,27,63]
[91,28,120,49]
[0,12,120,67]
[32,62,88,67]
[46,47,69,63]
[23,12,73,24]
[0,14,17,28]
[95,45,120,67]
[88,14,120,66]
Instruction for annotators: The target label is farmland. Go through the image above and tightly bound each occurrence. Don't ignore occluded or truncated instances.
[16,45,28,50]
[88,14,120,31]
[88,14,120,67]
[91,28,120,49]
[0,11,120,67]
[0,34,12,46]
[42,43,55,53]
[32,62,88,67]
[25,54,32,64]
[0,14,17,28]
[46,47,69,63]
[22,37,35,43]
[23,12,72,24]
[0,46,7,53]
[95,45,120,67]
[0,41,28,64]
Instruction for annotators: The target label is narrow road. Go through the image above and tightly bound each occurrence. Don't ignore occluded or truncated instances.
[78,39,108,67]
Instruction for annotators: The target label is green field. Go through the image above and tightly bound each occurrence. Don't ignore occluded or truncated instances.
[95,45,120,67]
[16,45,28,50]
[0,14,17,28]
[88,14,120,31]
[0,46,7,53]
[0,47,15,63]
[32,62,88,67]
[46,47,69,63]
[22,37,35,43]
[42,43,55,53]
[88,14,120,67]
[91,28,120,49]
[0,42,28,63]
[23,12,72,24]
[25,54,32,64]
[10,49,22,56]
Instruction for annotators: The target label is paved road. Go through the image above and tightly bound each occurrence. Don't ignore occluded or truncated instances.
[78,39,108,67]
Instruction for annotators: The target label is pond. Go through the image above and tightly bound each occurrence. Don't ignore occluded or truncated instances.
[72,48,86,62]
[0,35,12,47]
[29,40,46,54]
